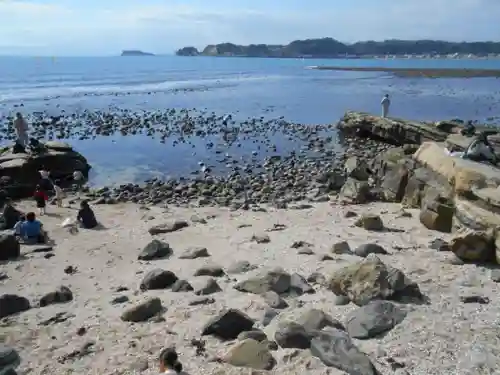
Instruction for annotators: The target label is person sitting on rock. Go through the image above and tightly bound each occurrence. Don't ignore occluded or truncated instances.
[158,348,186,374]
[460,120,476,136]
[20,212,46,244]
[77,200,98,229]
[463,132,498,164]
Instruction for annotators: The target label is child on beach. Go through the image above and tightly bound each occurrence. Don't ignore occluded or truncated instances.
[158,348,186,374]
[33,185,48,215]
[53,179,65,207]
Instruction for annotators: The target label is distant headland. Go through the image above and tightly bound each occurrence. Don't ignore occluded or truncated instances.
[121,50,154,56]
[175,38,500,59]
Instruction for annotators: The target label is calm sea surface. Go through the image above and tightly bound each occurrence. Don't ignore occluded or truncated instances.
[0,56,499,185]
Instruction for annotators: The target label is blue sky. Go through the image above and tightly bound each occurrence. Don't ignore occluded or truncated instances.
[0,0,499,56]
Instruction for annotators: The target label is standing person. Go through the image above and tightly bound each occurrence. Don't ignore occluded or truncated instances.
[381,94,391,118]
[53,179,65,207]
[39,166,52,192]
[14,112,29,147]
[33,185,48,215]
[72,170,85,196]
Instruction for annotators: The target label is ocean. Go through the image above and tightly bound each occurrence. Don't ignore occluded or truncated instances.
[0,55,499,186]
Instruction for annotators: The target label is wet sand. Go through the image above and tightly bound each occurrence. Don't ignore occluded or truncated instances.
[309,66,500,78]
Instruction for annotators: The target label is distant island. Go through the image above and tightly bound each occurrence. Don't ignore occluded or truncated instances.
[175,38,500,59]
[121,50,154,56]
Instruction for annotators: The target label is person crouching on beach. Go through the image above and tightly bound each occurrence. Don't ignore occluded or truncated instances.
[158,348,186,374]
[33,185,48,215]
[381,94,390,118]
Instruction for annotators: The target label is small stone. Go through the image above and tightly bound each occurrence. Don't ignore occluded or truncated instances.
[460,295,490,304]
[179,247,210,259]
[331,241,352,255]
[194,265,225,277]
[39,286,73,307]
[121,298,163,322]
[171,279,194,292]
[140,269,178,291]
[111,295,129,304]
[227,260,258,274]
[262,291,288,309]
[237,329,267,342]
[261,307,279,326]
[251,234,271,244]
[354,243,388,257]
[491,270,500,283]
[138,239,172,261]
[189,297,215,306]
[223,339,276,370]
[333,294,350,306]
[344,210,358,218]
[148,220,189,235]
[355,214,384,231]
[195,278,222,295]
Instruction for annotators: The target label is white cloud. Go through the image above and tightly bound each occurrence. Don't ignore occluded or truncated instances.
[0,0,498,55]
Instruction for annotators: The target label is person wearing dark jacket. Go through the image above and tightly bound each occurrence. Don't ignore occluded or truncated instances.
[77,200,98,229]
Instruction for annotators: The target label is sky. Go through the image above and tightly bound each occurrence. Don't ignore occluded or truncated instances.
[0,0,500,56]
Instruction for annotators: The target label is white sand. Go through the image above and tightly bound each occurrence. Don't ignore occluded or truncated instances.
[2,198,500,375]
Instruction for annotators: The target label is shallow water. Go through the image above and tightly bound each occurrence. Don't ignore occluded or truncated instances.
[1,56,500,185]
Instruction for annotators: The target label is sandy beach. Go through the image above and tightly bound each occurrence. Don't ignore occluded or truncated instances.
[1,196,499,375]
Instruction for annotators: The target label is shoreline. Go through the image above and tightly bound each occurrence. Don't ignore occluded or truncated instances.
[308,65,500,78]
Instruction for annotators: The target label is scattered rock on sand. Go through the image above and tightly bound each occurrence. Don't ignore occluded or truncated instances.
[226,260,257,274]
[234,268,290,295]
[261,307,279,327]
[251,233,271,244]
[0,234,20,261]
[328,254,423,306]
[354,243,389,257]
[355,214,384,231]
[310,329,380,374]
[274,321,310,349]
[331,241,352,255]
[223,339,276,370]
[139,269,178,291]
[262,291,288,309]
[171,279,194,292]
[450,229,495,263]
[194,264,225,277]
[419,196,454,233]
[121,298,163,322]
[179,246,210,259]
[345,301,407,339]
[0,344,21,373]
[296,309,344,333]
[237,329,267,342]
[39,286,73,307]
[137,239,172,261]
[340,178,371,204]
[148,220,189,235]
[202,309,254,340]
[194,278,222,295]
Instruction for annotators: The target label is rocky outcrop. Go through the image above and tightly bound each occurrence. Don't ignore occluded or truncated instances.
[0,141,91,198]
[337,111,451,146]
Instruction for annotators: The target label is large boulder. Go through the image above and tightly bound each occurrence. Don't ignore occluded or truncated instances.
[0,294,30,319]
[202,309,254,340]
[327,254,423,306]
[419,194,454,233]
[0,142,91,199]
[223,339,275,370]
[337,111,448,146]
[339,178,371,204]
[0,234,20,261]
[121,298,163,322]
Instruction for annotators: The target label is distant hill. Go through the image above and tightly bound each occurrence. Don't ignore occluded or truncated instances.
[175,38,500,58]
[121,50,154,56]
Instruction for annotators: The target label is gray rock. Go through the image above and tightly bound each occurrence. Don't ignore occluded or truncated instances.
[194,264,225,277]
[354,243,388,258]
[237,329,268,342]
[274,321,310,349]
[121,298,163,322]
[328,254,423,306]
[148,220,188,235]
[262,291,288,309]
[261,307,279,327]
[333,294,350,306]
[0,294,30,319]
[171,279,194,292]
[202,309,255,340]
[140,269,178,291]
[0,234,20,261]
[331,241,352,255]
[195,278,222,295]
[296,309,344,333]
[39,286,73,307]
[310,329,380,374]
[289,273,314,296]
[355,214,384,231]
[346,301,406,339]
[189,297,215,306]
[138,239,172,261]
[234,268,291,295]
[251,234,271,244]
[227,260,257,274]
[491,269,500,283]
[345,156,371,181]
[0,344,20,372]
[307,272,326,285]
[111,295,129,304]
[179,246,210,259]
[340,178,371,204]
[223,339,276,370]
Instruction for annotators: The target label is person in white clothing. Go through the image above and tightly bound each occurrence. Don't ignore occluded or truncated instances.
[158,348,187,374]
[381,94,390,118]
[14,112,29,146]
[53,180,65,207]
